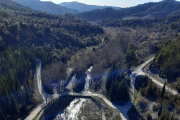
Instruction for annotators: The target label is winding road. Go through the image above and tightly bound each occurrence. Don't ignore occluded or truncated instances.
[134,57,178,95]
[25,57,178,120]
[25,59,116,120]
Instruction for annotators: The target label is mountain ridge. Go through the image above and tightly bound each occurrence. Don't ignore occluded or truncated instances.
[59,1,120,12]
[76,0,180,21]
[12,0,79,14]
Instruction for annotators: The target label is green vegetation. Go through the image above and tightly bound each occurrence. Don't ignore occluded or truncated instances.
[0,107,5,120]
[125,44,138,63]
[76,2,158,21]
[135,75,180,120]
[72,34,138,103]
[0,45,52,119]
[0,0,105,119]
[93,96,121,120]
[158,106,163,117]
[152,37,180,79]
[2,0,180,119]
[77,0,180,21]
[0,0,104,54]
[135,76,159,98]
[170,22,180,30]
[99,13,180,32]
[106,64,130,103]
[133,88,140,105]
[161,82,166,99]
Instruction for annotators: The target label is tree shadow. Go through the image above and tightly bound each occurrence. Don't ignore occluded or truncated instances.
[127,105,145,120]
[149,67,159,74]
[149,67,177,83]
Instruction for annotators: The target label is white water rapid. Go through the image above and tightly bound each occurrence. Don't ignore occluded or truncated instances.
[55,66,93,119]
[55,98,86,120]
[27,57,173,120]
[82,66,93,93]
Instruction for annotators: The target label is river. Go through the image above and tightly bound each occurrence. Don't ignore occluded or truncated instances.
[27,57,159,120]
[54,66,93,120]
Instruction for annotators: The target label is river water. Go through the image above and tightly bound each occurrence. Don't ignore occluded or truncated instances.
[54,66,93,120]
[54,98,86,120]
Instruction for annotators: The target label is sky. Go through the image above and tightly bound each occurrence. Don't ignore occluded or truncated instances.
[40,0,180,8]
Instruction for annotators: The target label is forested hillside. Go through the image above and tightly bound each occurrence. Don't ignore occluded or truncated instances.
[0,0,104,54]
[98,12,180,35]
[76,0,180,21]
[0,0,104,119]
[2,0,180,119]
[150,37,180,93]
[152,38,180,78]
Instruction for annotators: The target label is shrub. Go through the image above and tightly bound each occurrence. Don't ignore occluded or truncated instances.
[125,50,138,63]
[125,43,138,63]
[153,104,160,112]
[58,43,63,49]
[37,31,44,37]
[147,113,152,120]
[0,108,5,120]
[137,97,147,109]
[10,23,20,34]
[170,22,179,30]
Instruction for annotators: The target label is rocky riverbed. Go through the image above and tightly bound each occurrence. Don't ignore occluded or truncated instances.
[39,95,108,120]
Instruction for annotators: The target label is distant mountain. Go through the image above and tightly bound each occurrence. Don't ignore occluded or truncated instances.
[12,0,79,15]
[59,1,120,12]
[76,0,180,21]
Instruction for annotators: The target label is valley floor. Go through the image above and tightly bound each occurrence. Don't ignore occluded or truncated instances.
[27,56,180,120]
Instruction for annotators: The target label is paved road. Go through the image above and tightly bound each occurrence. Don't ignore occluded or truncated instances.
[114,57,179,120]
[25,59,60,120]
[148,76,178,95]
[113,57,157,120]
[135,57,178,95]
[25,57,178,120]
[25,59,117,120]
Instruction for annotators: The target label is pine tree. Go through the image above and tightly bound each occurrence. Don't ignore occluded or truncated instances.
[106,63,117,92]
[121,69,124,79]
[116,79,129,102]
[0,107,5,120]
[121,80,130,102]
[171,114,174,120]
[161,82,166,99]
[25,89,30,104]
[146,80,153,97]
[158,106,163,117]
[109,81,118,101]
[10,95,19,114]
[116,82,122,101]
[149,63,152,69]
[106,76,112,93]
[159,71,162,77]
